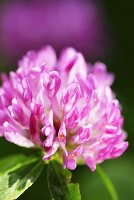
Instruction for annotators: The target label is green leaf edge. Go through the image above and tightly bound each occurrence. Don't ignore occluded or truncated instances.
[96,166,119,200]
[0,154,44,200]
[47,160,81,200]
[0,154,40,175]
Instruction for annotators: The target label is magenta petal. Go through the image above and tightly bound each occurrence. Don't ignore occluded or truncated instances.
[110,142,129,158]
[65,107,79,129]
[4,121,35,148]
[61,82,81,112]
[84,156,96,171]
[29,113,42,145]
[73,127,91,144]
[66,158,76,170]
[43,141,59,160]
[44,71,61,99]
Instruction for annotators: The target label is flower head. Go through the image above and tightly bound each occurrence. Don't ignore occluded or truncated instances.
[0,46,128,171]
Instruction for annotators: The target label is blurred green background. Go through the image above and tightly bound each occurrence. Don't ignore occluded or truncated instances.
[0,0,134,199]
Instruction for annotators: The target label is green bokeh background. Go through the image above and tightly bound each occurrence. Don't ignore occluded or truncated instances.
[0,0,134,199]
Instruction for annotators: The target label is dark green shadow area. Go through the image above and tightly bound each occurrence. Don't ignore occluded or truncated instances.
[0,138,23,158]
[18,165,50,200]
[73,152,134,200]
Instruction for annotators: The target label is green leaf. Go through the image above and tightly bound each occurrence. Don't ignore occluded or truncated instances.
[0,154,44,200]
[68,183,81,200]
[0,154,39,175]
[96,166,119,200]
[47,160,81,200]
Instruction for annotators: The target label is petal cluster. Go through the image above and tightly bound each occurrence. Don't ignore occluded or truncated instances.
[0,46,128,171]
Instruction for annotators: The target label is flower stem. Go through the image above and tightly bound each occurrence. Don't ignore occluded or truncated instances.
[96,166,119,200]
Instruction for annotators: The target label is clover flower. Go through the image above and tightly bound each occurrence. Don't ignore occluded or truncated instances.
[0,46,128,171]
